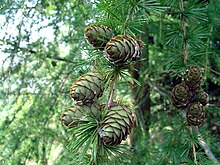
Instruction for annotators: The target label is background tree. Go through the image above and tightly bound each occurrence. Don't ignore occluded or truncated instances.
[0,0,220,164]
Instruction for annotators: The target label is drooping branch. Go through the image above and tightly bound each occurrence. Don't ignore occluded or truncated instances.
[179,2,199,163]
[148,79,220,164]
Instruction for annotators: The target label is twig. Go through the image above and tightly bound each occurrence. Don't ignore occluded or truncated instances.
[199,62,220,76]
[207,103,220,107]
[94,135,103,165]
[147,80,170,97]
[207,67,220,76]
[180,0,187,65]
[195,127,220,165]
[205,27,214,79]
[159,14,162,42]
[106,78,116,109]
[190,126,198,165]
[180,1,197,161]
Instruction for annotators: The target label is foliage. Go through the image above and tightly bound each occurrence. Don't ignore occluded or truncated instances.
[0,0,220,164]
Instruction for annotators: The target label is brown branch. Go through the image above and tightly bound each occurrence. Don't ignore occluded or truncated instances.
[207,103,220,107]
[45,55,74,63]
[194,127,220,165]
[147,80,170,97]
[199,62,220,76]
[106,78,116,109]
[190,126,198,165]
[180,0,187,65]
[205,27,214,78]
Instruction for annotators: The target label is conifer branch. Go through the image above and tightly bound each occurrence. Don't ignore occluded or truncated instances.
[195,127,220,165]
[180,0,187,65]
[159,14,162,42]
[199,136,220,165]
[205,26,214,78]
[107,77,116,109]
[190,126,198,165]
[178,95,220,164]
[199,62,220,76]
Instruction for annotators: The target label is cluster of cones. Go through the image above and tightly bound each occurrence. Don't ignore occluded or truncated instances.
[84,24,142,64]
[60,24,143,146]
[171,66,209,126]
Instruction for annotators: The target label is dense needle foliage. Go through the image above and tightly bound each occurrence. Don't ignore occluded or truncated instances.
[0,0,219,164]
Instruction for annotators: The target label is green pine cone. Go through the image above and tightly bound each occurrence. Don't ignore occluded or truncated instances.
[171,83,191,108]
[105,35,142,63]
[195,91,209,106]
[84,24,113,50]
[70,72,105,103]
[185,66,202,90]
[186,102,205,126]
[99,104,135,146]
[60,102,102,128]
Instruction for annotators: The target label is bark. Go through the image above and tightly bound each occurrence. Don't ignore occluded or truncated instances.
[130,23,151,164]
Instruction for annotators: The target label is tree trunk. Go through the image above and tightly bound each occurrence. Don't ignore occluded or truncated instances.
[132,24,150,132]
[130,23,151,164]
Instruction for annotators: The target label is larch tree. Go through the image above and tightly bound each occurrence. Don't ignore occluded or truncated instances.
[0,0,220,165]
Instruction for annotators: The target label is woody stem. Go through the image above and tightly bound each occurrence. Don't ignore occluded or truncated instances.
[180,0,187,65]
[190,126,198,165]
[107,77,116,109]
